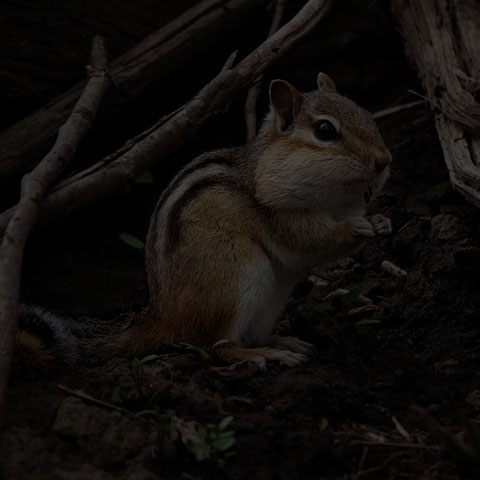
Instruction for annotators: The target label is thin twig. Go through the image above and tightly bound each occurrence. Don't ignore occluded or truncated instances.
[354,441,442,450]
[373,99,425,120]
[0,0,271,188]
[355,445,369,477]
[244,0,287,141]
[412,405,480,469]
[0,37,110,425]
[57,384,131,415]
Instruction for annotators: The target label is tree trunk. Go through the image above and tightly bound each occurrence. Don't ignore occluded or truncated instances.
[391,0,480,208]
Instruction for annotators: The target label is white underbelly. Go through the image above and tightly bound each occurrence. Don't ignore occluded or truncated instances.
[229,256,298,347]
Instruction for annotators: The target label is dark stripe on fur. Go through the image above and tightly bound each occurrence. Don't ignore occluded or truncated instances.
[153,157,235,219]
[149,157,234,246]
[164,174,247,254]
[19,306,56,347]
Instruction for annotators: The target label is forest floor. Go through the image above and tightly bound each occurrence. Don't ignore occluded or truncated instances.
[2,1,480,479]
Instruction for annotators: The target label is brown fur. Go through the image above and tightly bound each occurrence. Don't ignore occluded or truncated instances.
[14,330,55,373]
[117,183,264,355]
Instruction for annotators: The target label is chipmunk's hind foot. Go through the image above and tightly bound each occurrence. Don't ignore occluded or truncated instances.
[214,343,308,370]
[266,334,315,355]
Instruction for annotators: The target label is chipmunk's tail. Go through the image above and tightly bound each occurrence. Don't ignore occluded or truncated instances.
[14,304,123,375]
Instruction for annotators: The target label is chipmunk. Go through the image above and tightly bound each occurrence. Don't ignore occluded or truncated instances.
[17,72,391,371]
[112,72,392,367]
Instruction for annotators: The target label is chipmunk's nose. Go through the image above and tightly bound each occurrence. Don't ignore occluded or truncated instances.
[375,152,392,173]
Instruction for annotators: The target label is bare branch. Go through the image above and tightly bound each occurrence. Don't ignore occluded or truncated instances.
[0,0,270,191]
[373,100,425,120]
[57,384,131,415]
[244,0,287,141]
[0,0,333,236]
[0,37,110,424]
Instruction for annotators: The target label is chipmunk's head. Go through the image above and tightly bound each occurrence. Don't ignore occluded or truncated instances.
[255,73,391,218]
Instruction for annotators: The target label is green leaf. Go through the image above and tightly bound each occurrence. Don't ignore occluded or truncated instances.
[118,233,145,250]
[135,171,154,184]
[355,319,381,326]
[219,416,234,431]
[186,345,210,361]
[193,443,212,455]
[188,436,205,445]
[318,417,329,432]
[135,409,160,418]
[131,357,141,369]
[315,302,333,312]
[213,436,236,452]
[340,287,362,306]
[139,354,159,365]
[111,388,122,405]
[212,339,230,349]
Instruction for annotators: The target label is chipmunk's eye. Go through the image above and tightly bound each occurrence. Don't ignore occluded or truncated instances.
[313,119,339,141]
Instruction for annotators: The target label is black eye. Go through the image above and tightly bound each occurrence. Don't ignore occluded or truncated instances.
[313,120,339,141]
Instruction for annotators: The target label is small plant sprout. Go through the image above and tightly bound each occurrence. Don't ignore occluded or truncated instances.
[135,171,154,184]
[314,302,333,312]
[111,387,123,405]
[135,409,171,436]
[355,318,381,326]
[131,354,159,396]
[135,408,171,457]
[181,343,211,362]
[118,232,145,250]
[317,417,329,432]
[188,416,236,477]
[340,287,362,306]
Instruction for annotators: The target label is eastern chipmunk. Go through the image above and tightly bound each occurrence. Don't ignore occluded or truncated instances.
[113,72,392,367]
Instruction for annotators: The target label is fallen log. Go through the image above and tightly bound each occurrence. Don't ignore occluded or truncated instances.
[0,0,333,237]
[0,0,269,192]
[392,0,480,208]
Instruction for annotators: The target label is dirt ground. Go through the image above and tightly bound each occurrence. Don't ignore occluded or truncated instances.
[2,1,480,479]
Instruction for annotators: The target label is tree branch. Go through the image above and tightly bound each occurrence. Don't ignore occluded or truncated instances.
[244,0,287,141]
[0,0,333,236]
[0,0,270,192]
[0,36,110,423]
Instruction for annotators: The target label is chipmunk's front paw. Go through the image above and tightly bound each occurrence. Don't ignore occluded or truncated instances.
[352,216,376,237]
[370,215,392,235]
[352,215,391,237]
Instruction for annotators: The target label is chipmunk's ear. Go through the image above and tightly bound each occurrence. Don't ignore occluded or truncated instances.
[269,79,302,131]
[317,72,337,92]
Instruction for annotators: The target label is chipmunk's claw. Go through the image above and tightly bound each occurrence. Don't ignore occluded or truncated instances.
[267,335,315,355]
[370,214,392,235]
[352,216,376,237]
[352,215,391,237]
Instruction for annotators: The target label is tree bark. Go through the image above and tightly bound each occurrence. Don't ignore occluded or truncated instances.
[0,37,110,424]
[0,0,333,237]
[0,0,269,192]
[392,0,480,208]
